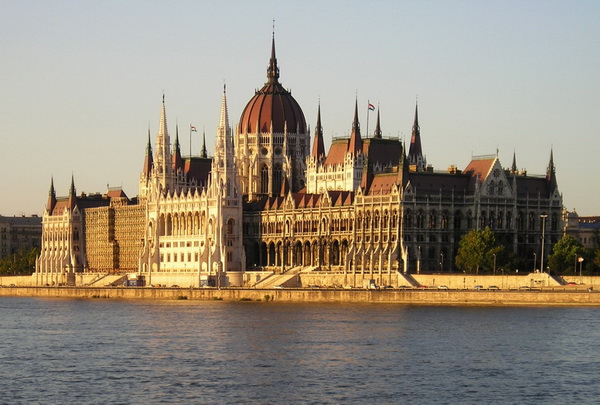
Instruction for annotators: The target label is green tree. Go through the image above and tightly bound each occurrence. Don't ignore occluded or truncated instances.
[455,227,504,274]
[547,235,584,275]
[0,247,39,275]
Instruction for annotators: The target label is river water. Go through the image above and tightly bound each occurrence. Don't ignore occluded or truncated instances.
[1,297,599,404]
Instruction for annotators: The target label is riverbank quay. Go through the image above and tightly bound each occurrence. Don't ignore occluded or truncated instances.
[2,286,600,306]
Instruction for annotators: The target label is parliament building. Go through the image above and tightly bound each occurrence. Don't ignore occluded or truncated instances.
[35,36,563,287]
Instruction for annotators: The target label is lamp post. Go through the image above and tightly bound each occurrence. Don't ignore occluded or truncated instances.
[440,252,444,272]
[533,252,537,272]
[540,214,548,273]
[492,253,496,275]
[579,257,584,285]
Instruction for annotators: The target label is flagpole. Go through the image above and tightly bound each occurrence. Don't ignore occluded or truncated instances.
[366,99,370,137]
[189,124,192,157]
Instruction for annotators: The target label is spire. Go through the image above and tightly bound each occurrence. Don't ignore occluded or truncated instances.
[373,107,382,139]
[408,102,425,171]
[547,148,557,191]
[311,102,325,159]
[219,84,230,130]
[266,30,280,84]
[348,98,362,155]
[213,84,234,176]
[201,128,207,158]
[46,177,57,213]
[143,128,154,177]
[511,150,518,174]
[154,94,172,190]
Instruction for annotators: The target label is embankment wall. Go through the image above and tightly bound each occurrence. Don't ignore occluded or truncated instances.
[2,286,600,306]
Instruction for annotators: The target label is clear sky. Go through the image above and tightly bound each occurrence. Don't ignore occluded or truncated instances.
[1,0,599,216]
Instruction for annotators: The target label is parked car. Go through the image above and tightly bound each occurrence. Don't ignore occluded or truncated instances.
[437,285,449,290]
[474,285,484,290]
[488,286,500,290]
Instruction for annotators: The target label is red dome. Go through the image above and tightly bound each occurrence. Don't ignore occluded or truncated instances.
[238,37,306,135]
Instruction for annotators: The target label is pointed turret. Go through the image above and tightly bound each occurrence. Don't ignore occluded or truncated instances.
[547,148,558,192]
[348,99,362,155]
[266,32,280,84]
[46,177,57,214]
[201,129,207,158]
[143,128,153,177]
[172,123,183,172]
[373,107,382,139]
[511,151,518,174]
[312,103,325,159]
[68,175,77,210]
[408,103,426,171]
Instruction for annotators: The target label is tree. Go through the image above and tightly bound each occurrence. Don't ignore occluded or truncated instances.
[455,227,504,274]
[548,235,584,275]
[0,247,39,275]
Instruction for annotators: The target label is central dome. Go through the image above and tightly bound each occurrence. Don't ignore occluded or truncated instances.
[238,37,307,134]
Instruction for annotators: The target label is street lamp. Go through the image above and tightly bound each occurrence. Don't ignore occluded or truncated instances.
[492,253,496,275]
[533,252,537,272]
[440,252,444,272]
[579,257,584,284]
[540,214,548,273]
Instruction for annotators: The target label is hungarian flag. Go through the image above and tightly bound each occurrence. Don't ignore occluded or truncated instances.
[190,125,197,132]
[368,103,375,111]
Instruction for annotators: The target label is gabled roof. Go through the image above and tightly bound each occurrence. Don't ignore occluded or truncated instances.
[463,157,495,182]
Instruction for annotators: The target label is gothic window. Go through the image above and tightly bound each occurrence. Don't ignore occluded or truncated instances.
[227,219,234,235]
[416,210,424,228]
[374,211,380,229]
[404,209,412,228]
[273,164,283,194]
[454,210,462,230]
[480,211,486,228]
[506,212,512,229]
[260,165,269,194]
[551,213,559,231]
[497,212,504,229]
[383,210,389,229]
[441,211,449,230]
[488,180,495,195]
[365,211,371,230]
[429,210,437,229]
[517,212,524,231]
[497,181,504,196]
[528,212,535,231]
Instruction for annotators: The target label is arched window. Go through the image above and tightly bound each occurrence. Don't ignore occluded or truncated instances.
[260,165,269,194]
[429,210,437,229]
[454,210,462,230]
[497,181,504,196]
[441,211,449,230]
[416,210,424,228]
[404,209,411,228]
[488,180,495,195]
[227,218,234,235]
[273,164,283,195]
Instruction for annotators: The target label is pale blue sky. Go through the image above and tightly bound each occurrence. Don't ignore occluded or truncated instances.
[1,0,599,216]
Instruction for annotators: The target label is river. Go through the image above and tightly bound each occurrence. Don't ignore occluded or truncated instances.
[1,297,599,404]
